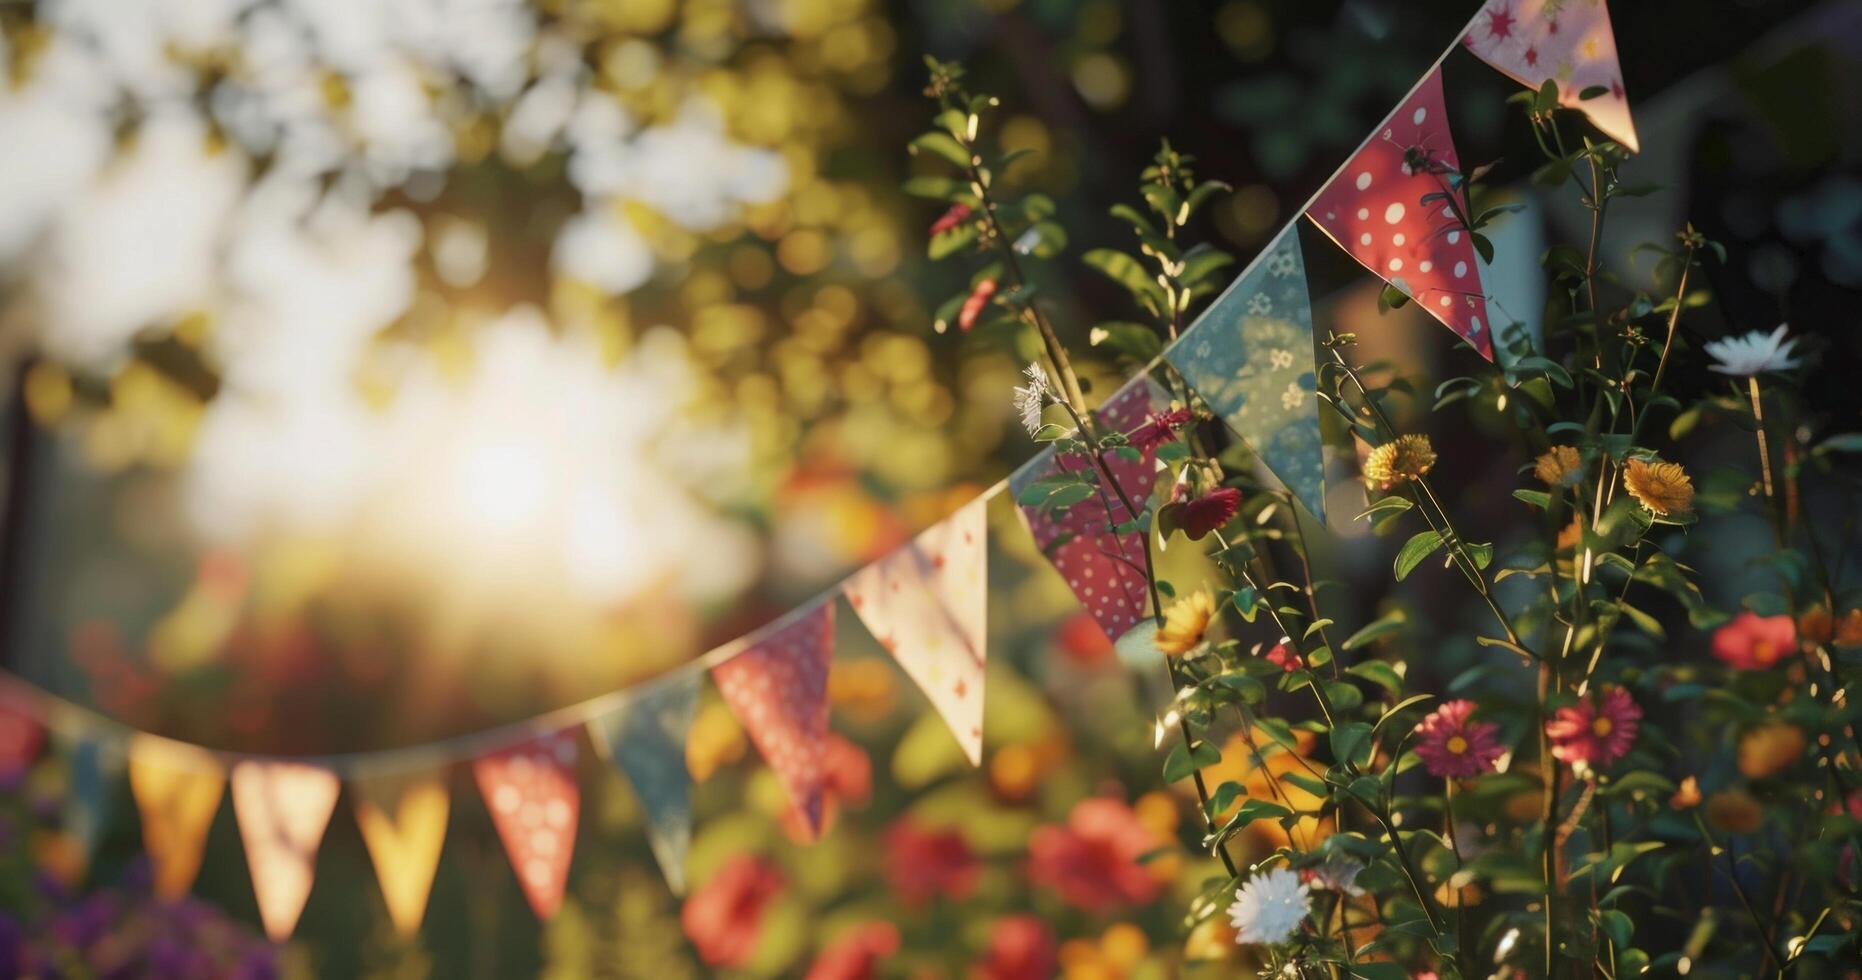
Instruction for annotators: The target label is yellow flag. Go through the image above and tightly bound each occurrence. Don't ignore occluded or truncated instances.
[127,736,224,899]
[353,772,450,935]
[231,761,340,940]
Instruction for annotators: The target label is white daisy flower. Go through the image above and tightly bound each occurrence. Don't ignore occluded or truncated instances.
[1013,362,1053,437]
[1704,323,1803,377]
[1227,866,1312,946]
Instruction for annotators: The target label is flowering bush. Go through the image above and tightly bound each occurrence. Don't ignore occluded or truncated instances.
[910,57,1862,976]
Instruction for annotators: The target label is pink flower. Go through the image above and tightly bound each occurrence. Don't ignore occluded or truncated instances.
[681,856,785,967]
[1712,611,1797,670]
[958,278,998,332]
[976,915,1058,980]
[1263,642,1303,673]
[884,818,979,906]
[1129,408,1193,453]
[1027,797,1162,912]
[929,203,973,237]
[804,922,899,980]
[1545,686,1642,768]
[1169,486,1241,540]
[1413,699,1505,779]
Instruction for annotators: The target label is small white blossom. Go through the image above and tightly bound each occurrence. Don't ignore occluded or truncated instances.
[1227,866,1311,946]
[1705,324,1803,377]
[1013,362,1053,437]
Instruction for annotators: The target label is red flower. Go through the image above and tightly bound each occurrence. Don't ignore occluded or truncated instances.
[1170,486,1241,540]
[804,922,900,980]
[976,915,1058,980]
[1546,685,1641,769]
[929,203,974,237]
[1413,699,1506,779]
[1129,408,1193,453]
[681,856,785,967]
[1712,611,1797,670]
[1263,641,1303,673]
[1057,611,1116,667]
[884,817,980,905]
[958,278,998,332]
[1027,797,1162,912]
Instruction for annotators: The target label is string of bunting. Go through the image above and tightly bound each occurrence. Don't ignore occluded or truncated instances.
[0,0,1634,936]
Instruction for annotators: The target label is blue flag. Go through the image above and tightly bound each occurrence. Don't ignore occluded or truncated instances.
[589,671,700,894]
[1165,226,1326,522]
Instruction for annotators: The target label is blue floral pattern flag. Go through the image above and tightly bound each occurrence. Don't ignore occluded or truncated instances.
[590,671,701,895]
[1165,227,1326,522]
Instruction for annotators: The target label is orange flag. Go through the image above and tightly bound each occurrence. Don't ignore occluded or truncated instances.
[474,731,580,919]
[127,736,225,899]
[354,772,451,935]
[231,761,341,940]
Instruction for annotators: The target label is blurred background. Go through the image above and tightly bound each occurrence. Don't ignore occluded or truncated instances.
[0,0,1857,975]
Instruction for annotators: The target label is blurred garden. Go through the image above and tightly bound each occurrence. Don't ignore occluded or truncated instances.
[0,0,1860,976]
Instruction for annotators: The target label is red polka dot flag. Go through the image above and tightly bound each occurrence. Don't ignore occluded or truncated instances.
[1307,66,1494,360]
[473,730,581,920]
[1011,381,1165,642]
[712,602,834,840]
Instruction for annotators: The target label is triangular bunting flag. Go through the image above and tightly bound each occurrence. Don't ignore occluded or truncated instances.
[711,603,833,840]
[1308,67,1495,359]
[0,697,45,778]
[473,731,581,920]
[1462,0,1637,153]
[842,496,989,765]
[1010,381,1165,640]
[231,761,341,940]
[127,736,225,899]
[64,734,126,866]
[589,671,700,894]
[1166,226,1326,522]
[354,772,450,936]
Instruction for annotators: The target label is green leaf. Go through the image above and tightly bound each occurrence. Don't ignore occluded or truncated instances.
[1346,660,1404,693]
[902,176,970,201]
[1341,610,1407,651]
[1329,722,1374,769]
[1354,495,1413,522]
[1082,249,1163,305]
[1512,489,1552,510]
[1205,781,1244,818]
[1393,530,1445,581]
[909,131,972,168]
[1163,740,1222,784]
[928,224,979,260]
[1089,322,1164,363]
[1044,483,1095,510]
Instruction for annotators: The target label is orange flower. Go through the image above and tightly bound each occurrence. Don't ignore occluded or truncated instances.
[1534,445,1583,487]
[1836,609,1862,647]
[1671,775,1701,810]
[1622,458,1694,516]
[1737,723,1807,780]
[1363,434,1436,490]
[1706,789,1764,834]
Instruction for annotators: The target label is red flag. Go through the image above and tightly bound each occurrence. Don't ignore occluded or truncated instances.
[474,731,580,919]
[1011,382,1164,640]
[1308,67,1494,359]
[712,602,834,839]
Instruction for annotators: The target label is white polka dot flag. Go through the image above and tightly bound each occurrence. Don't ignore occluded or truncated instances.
[353,771,451,936]
[711,602,835,840]
[472,730,581,920]
[842,496,989,765]
[1307,66,1495,360]
[589,671,701,894]
[1462,0,1637,153]
[230,761,342,940]
[1010,380,1166,643]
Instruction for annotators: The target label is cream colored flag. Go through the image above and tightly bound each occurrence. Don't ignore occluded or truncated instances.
[231,761,341,940]
[127,736,225,899]
[842,496,988,764]
[354,772,451,935]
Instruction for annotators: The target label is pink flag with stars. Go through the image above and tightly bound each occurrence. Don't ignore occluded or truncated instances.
[1463,0,1637,153]
[1307,66,1494,360]
[712,602,834,839]
[842,496,988,765]
[1010,380,1165,642]
[473,730,580,920]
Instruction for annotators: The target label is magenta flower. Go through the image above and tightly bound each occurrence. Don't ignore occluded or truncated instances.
[929,203,974,237]
[1545,686,1641,768]
[1129,408,1193,453]
[1169,486,1241,540]
[1413,699,1505,779]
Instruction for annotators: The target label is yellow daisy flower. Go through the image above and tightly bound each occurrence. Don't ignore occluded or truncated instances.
[1534,445,1583,486]
[1622,458,1694,516]
[1154,588,1216,656]
[1362,434,1437,491]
